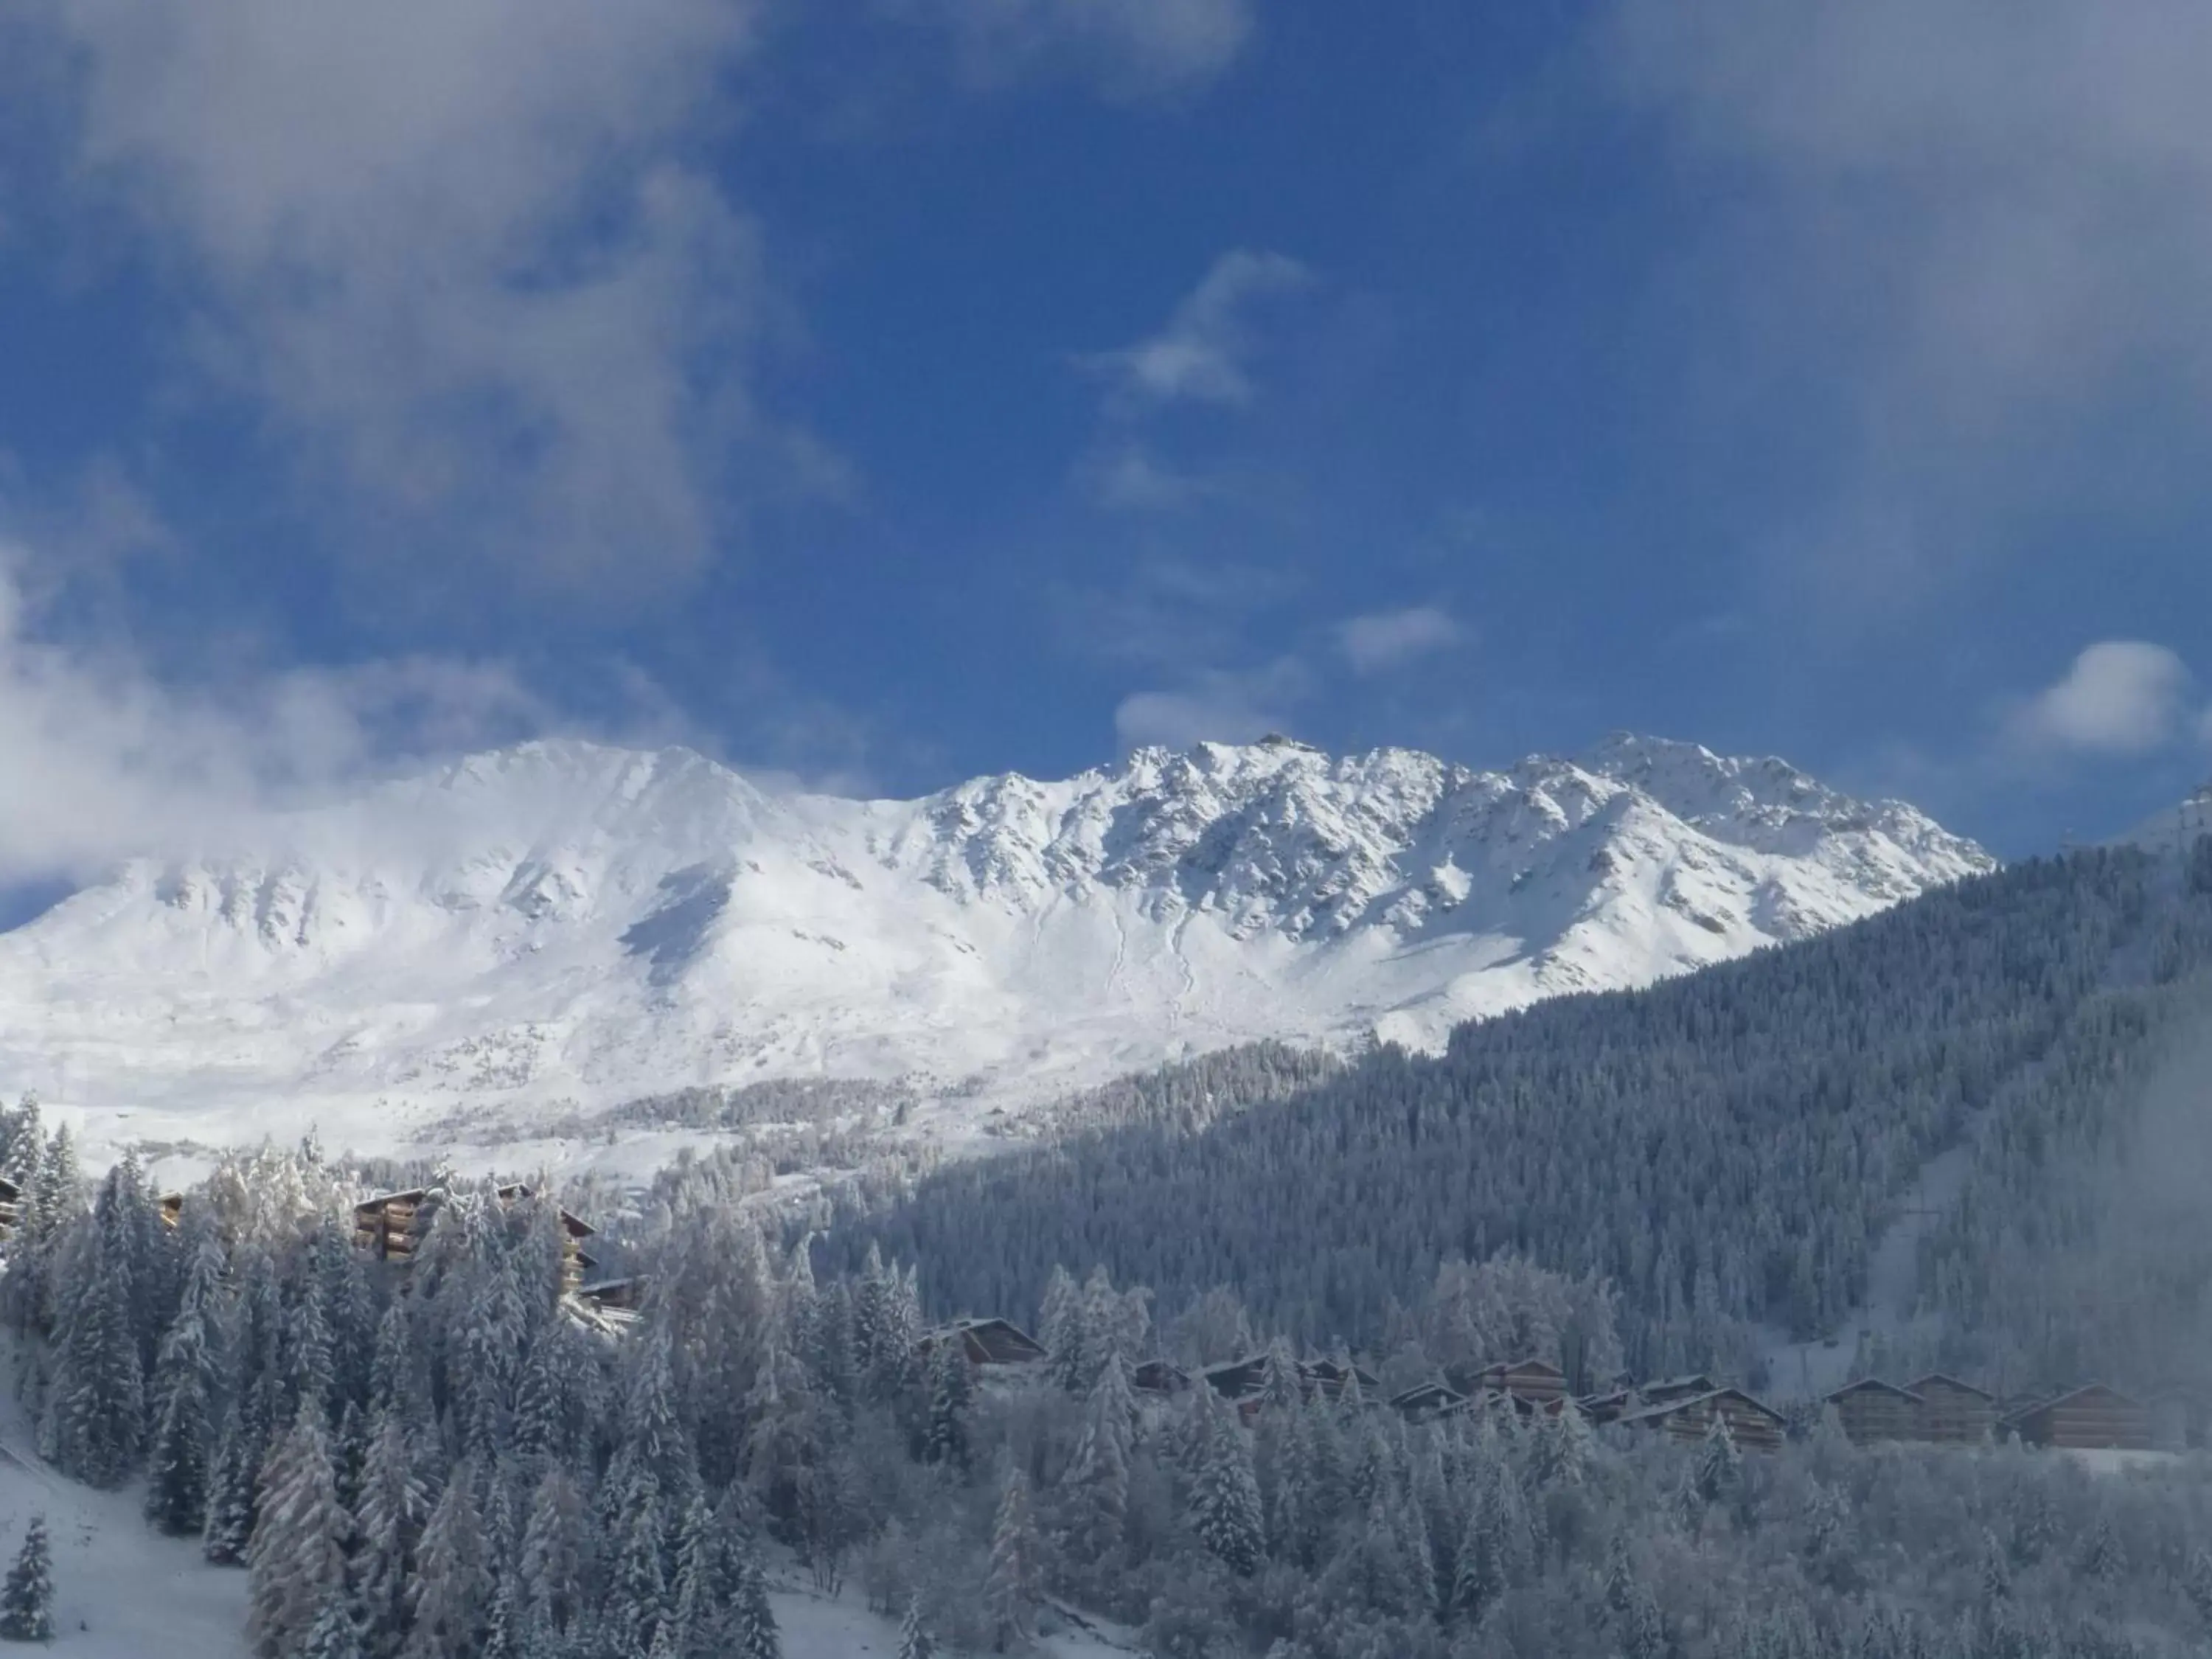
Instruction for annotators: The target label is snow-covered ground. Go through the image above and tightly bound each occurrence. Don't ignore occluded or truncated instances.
[0,733,1989,1175]
[0,1358,248,1658]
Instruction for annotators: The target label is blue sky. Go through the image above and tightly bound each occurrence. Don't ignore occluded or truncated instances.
[2,0,2211,875]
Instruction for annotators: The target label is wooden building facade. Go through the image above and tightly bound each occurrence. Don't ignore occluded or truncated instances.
[2003,1385,2153,1451]
[1454,1357,1570,1406]
[352,1183,597,1297]
[0,1174,17,1240]
[1823,1378,1926,1444]
[1388,1382,1470,1426]
[1904,1374,1997,1444]
[1616,1388,1788,1453]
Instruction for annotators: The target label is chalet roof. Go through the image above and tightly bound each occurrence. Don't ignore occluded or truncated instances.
[1903,1372,1994,1400]
[1824,1378,1924,1403]
[1132,1360,1192,1393]
[0,1175,18,1202]
[2001,1382,2143,1424]
[356,1183,596,1239]
[1481,1356,1566,1378]
[1640,1373,1719,1397]
[923,1317,1048,1366]
[1388,1381,1467,1411]
[1614,1388,1787,1430]
[577,1276,642,1297]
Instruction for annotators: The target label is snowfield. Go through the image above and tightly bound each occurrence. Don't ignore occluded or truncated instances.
[0,733,1992,1172]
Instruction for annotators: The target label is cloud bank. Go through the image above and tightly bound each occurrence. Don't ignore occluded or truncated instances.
[31,0,783,596]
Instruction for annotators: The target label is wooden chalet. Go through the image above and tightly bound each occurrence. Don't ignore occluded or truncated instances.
[2145,1386,2211,1451]
[1132,1360,1192,1397]
[1202,1355,1274,1401]
[0,1174,17,1240]
[1823,1378,1926,1445]
[1203,1354,1379,1408]
[1902,1374,1997,1444]
[2002,1384,2152,1452]
[1638,1373,1719,1405]
[1303,1357,1380,1402]
[158,1192,184,1229]
[918,1317,1048,1368]
[1453,1357,1570,1405]
[1388,1381,1470,1426]
[352,1183,597,1296]
[1576,1388,1638,1427]
[577,1275,648,1314]
[1615,1388,1787,1453]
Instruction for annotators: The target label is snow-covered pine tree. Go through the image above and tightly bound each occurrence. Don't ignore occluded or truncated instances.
[145,1232,225,1534]
[42,1168,147,1486]
[1257,1336,1302,1413]
[0,1517,52,1643]
[1061,1349,1135,1569]
[726,1548,782,1659]
[1037,1265,1086,1392]
[924,1338,971,1470]
[983,1465,1040,1652]
[897,1594,934,1659]
[1697,1413,1742,1505]
[248,1397,353,1659]
[353,1408,433,1658]
[518,1467,588,1642]
[406,1460,489,1659]
[607,1467,668,1659]
[300,1591,367,1659]
[1189,1390,1264,1576]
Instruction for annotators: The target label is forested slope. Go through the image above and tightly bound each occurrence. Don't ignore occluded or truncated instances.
[844,842,2212,1389]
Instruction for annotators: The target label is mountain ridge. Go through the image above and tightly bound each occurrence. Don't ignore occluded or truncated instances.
[0,732,1994,1169]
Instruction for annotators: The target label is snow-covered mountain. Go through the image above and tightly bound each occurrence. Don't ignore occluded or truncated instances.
[0,734,1992,1166]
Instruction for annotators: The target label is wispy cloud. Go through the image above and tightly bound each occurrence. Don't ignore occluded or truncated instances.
[1113,659,1308,751]
[1087,251,1312,414]
[1074,250,1312,512]
[0,541,593,882]
[25,0,803,599]
[897,0,1255,97]
[1336,605,1465,675]
[2008,641,2195,757]
[1600,0,2212,599]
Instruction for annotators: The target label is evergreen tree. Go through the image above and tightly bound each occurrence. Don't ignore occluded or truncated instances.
[248,1399,353,1659]
[1037,1265,1084,1392]
[726,1549,782,1659]
[354,1409,432,1658]
[0,1518,52,1644]
[301,1593,367,1659]
[518,1466,587,1642]
[923,1339,971,1470]
[42,1174,147,1486]
[406,1463,489,1659]
[1061,1350,1135,1568]
[1189,1391,1264,1576]
[1696,1414,1742,1506]
[897,1595,934,1659]
[983,1466,1040,1652]
[144,1234,224,1534]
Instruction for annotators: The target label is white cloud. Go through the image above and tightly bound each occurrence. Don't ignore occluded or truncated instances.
[1336,605,1465,675]
[1600,0,2212,593]
[2011,641,2194,757]
[1113,661,1307,751]
[1091,250,1312,413]
[30,0,787,594]
[914,0,1253,95]
[0,544,625,883]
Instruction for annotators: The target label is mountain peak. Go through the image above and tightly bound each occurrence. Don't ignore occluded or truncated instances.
[0,731,1992,1166]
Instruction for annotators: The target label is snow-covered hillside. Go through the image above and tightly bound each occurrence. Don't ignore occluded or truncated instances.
[0,734,1991,1166]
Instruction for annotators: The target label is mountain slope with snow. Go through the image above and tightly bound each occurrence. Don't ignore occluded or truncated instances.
[0,734,1992,1163]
